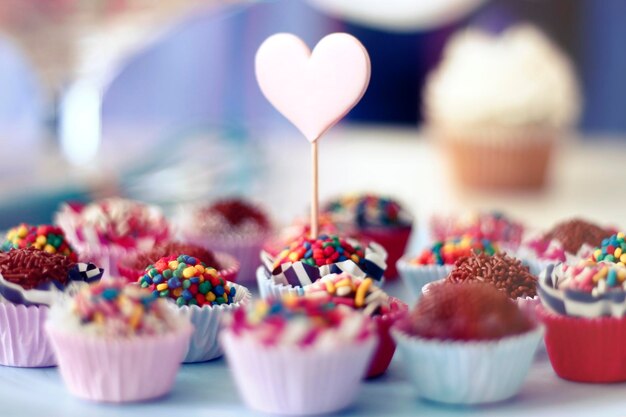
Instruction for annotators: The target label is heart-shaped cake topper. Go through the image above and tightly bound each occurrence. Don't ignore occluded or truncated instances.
[256,33,371,142]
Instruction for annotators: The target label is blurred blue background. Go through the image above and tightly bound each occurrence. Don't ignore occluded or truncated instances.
[0,0,624,228]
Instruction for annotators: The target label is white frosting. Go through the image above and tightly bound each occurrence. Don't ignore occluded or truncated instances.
[424,24,580,129]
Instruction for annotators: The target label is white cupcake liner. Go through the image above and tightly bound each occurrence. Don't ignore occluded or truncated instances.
[46,323,193,403]
[256,266,304,299]
[396,256,453,299]
[0,303,55,367]
[391,325,543,405]
[178,283,251,363]
[220,330,377,415]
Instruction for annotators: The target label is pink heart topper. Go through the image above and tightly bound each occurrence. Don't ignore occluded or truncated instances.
[256,33,371,142]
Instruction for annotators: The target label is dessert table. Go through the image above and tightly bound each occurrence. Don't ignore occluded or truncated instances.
[1,125,625,416]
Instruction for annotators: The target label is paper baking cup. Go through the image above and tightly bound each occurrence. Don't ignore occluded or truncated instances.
[367,297,408,378]
[392,325,543,405]
[117,251,240,284]
[178,283,251,363]
[46,323,192,403]
[220,330,376,415]
[257,266,304,299]
[537,305,626,382]
[0,303,55,367]
[359,226,412,279]
[397,257,453,300]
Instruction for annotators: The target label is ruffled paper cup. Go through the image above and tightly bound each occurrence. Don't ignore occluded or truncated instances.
[391,325,543,404]
[256,266,304,299]
[220,330,377,415]
[397,256,453,300]
[46,323,193,403]
[537,305,626,382]
[0,303,55,367]
[117,251,240,284]
[367,297,408,378]
[178,283,251,363]
[359,226,412,279]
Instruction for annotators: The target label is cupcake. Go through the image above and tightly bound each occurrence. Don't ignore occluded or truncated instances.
[398,235,498,299]
[0,247,103,367]
[304,272,407,378]
[323,194,412,278]
[176,198,272,283]
[117,241,240,283]
[1,223,77,261]
[220,297,377,415]
[257,233,387,299]
[46,279,193,402]
[538,261,626,382]
[55,198,170,277]
[442,252,538,309]
[519,218,612,275]
[392,283,542,404]
[424,24,580,190]
[138,254,251,362]
[430,210,524,250]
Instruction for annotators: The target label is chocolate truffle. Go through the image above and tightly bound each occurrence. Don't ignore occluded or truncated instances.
[543,218,611,255]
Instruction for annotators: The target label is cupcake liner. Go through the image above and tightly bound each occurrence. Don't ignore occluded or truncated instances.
[391,325,543,404]
[46,323,193,403]
[257,266,304,299]
[178,283,251,363]
[434,126,559,190]
[0,303,55,367]
[117,251,240,284]
[359,226,412,279]
[537,305,626,382]
[220,330,377,415]
[181,233,267,284]
[367,297,408,378]
[397,256,453,300]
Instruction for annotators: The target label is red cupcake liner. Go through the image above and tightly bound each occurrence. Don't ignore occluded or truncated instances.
[367,297,409,378]
[537,305,626,383]
[359,226,412,280]
[117,251,240,283]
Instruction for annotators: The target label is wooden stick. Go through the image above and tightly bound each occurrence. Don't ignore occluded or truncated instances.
[311,140,319,238]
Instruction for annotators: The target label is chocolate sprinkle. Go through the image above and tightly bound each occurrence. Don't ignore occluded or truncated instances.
[0,247,74,290]
[543,218,612,255]
[447,252,537,299]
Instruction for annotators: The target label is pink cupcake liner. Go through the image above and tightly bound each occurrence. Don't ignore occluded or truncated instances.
[178,283,251,363]
[117,251,240,284]
[0,303,55,367]
[181,234,266,284]
[359,226,412,279]
[220,330,377,415]
[46,324,193,403]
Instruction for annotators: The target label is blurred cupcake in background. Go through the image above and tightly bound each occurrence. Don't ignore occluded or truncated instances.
[176,198,272,283]
[220,297,377,415]
[430,210,524,250]
[398,234,498,299]
[117,241,239,283]
[424,24,580,190]
[323,194,413,278]
[518,218,613,275]
[0,248,103,367]
[392,283,542,405]
[55,198,170,277]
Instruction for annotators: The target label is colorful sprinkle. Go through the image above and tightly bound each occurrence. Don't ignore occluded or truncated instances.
[1,223,77,261]
[411,235,498,266]
[272,234,366,270]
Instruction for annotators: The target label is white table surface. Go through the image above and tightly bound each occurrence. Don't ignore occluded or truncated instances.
[2,125,626,416]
